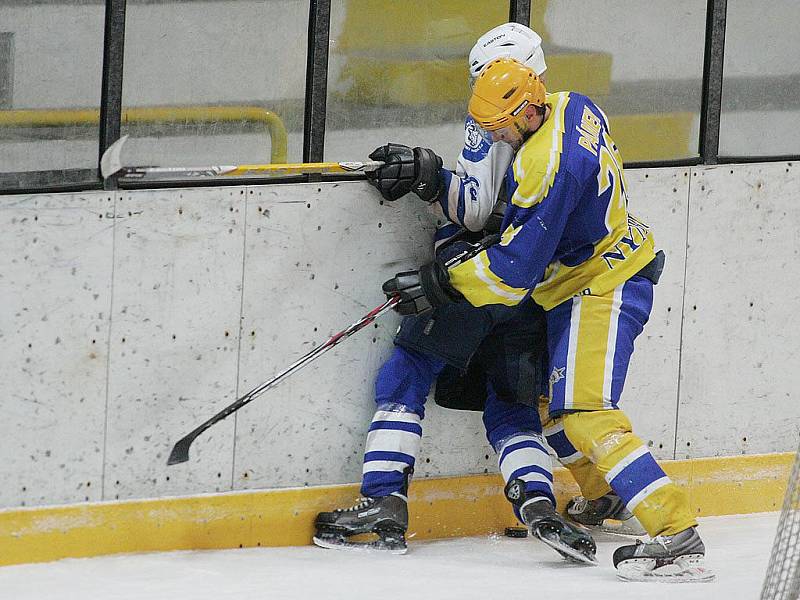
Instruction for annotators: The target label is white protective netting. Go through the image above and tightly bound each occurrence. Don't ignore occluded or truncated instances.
[761,435,800,600]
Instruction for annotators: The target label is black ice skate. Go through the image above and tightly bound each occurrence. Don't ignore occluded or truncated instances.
[613,526,715,582]
[565,492,646,536]
[505,479,598,565]
[313,493,408,554]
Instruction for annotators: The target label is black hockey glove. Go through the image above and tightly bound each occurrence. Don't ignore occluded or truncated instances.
[411,147,445,203]
[382,261,463,316]
[367,143,444,203]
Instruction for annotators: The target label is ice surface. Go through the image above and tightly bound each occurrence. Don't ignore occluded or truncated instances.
[0,512,778,600]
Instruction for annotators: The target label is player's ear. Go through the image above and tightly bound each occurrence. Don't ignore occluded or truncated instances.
[524,104,540,125]
[524,103,547,132]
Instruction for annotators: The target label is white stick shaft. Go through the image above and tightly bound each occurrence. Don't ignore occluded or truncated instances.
[121,161,384,178]
[100,135,384,179]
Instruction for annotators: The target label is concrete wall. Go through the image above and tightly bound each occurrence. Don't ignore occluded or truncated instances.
[1,161,799,510]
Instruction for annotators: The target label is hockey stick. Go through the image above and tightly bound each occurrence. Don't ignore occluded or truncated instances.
[167,295,400,466]
[100,135,384,180]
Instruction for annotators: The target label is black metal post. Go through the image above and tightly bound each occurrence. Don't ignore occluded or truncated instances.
[509,0,531,25]
[699,0,727,164]
[98,0,126,190]
[303,0,331,166]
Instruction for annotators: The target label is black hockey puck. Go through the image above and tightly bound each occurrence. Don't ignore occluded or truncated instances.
[504,526,528,538]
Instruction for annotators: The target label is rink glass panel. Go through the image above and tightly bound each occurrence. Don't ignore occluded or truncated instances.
[0,33,11,109]
[0,3,103,188]
[323,0,511,167]
[120,0,308,169]
[530,1,706,163]
[719,1,800,157]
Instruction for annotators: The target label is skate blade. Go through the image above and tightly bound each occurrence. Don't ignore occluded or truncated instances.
[312,535,407,555]
[616,555,715,583]
[534,529,598,565]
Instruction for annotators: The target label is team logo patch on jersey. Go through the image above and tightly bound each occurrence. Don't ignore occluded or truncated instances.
[465,120,488,151]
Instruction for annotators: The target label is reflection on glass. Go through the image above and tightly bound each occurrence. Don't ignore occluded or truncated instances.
[325,0,510,167]
[533,0,706,163]
[121,0,308,170]
[720,0,800,157]
[0,4,103,189]
[326,1,705,166]
[0,33,12,110]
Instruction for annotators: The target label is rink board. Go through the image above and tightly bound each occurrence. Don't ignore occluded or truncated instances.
[0,193,115,508]
[0,162,798,525]
[232,185,433,492]
[104,188,246,501]
[678,163,800,458]
[0,452,792,567]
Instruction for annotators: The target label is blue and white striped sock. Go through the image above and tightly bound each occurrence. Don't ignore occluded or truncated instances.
[497,432,555,506]
[361,403,422,499]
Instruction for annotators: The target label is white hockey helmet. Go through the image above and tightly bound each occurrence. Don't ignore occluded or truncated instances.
[468,22,546,85]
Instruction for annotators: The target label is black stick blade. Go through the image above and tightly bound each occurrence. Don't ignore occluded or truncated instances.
[167,434,196,465]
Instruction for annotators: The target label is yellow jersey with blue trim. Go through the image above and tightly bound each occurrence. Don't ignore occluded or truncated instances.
[449,91,656,311]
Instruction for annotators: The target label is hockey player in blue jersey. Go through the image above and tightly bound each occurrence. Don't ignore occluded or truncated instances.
[313,24,598,565]
[364,23,645,538]
[379,57,714,582]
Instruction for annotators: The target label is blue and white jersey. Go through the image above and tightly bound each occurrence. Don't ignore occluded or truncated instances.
[434,115,515,253]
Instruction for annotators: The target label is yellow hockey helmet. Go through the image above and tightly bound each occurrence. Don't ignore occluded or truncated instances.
[468,57,547,131]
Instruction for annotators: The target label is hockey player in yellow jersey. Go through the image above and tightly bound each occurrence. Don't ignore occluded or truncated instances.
[380,58,714,583]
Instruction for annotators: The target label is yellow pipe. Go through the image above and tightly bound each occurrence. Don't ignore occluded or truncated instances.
[0,105,288,164]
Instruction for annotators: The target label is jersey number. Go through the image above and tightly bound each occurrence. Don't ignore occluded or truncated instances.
[597,131,627,227]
